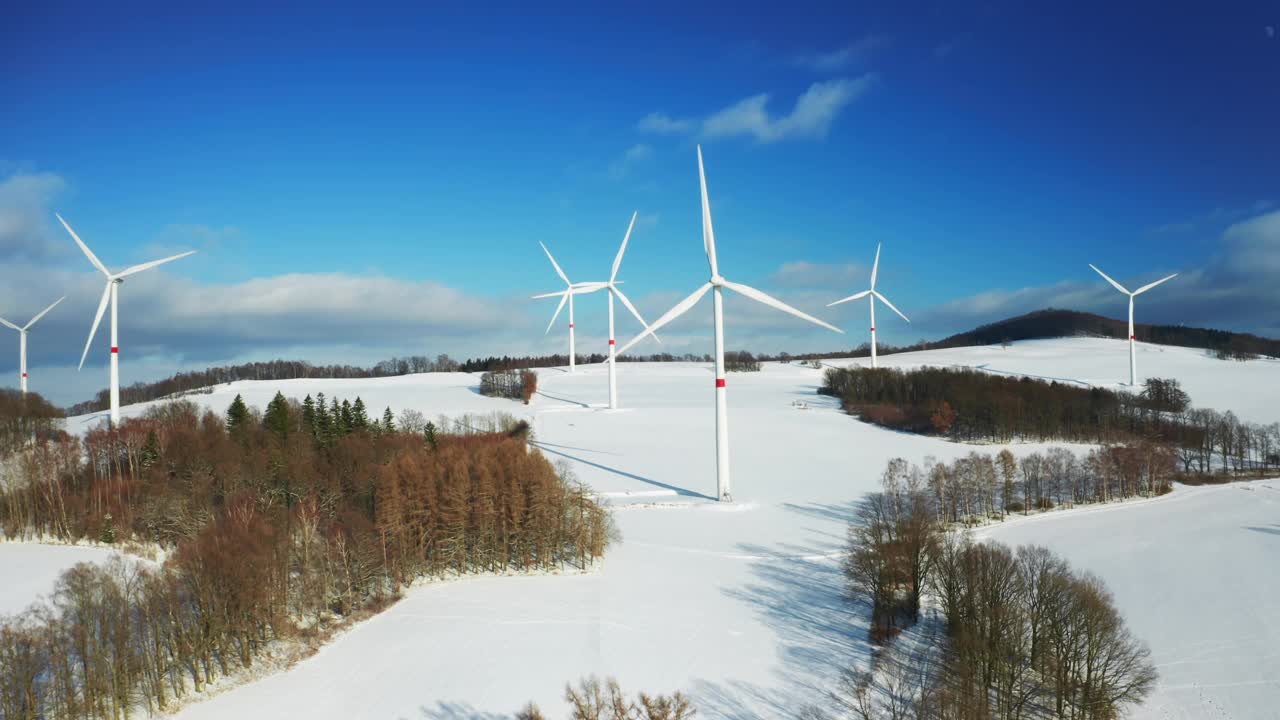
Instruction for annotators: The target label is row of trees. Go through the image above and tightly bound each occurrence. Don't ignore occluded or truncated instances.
[819,366,1187,444]
[842,463,1157,719]
[479,369,539,403]
[0,395,613,719]
[517,677,695,720]
[0,390,64,454]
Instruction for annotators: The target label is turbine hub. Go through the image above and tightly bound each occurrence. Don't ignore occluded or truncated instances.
[710,274,725,287]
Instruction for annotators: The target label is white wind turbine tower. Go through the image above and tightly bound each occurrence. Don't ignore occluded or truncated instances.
[58,214,196,426]
[618,146,843,502]
[581,212,659,409]
[532,243,607,374]
[827,243,909,368]
[0,297,65,395]
[1089,264,1177,386]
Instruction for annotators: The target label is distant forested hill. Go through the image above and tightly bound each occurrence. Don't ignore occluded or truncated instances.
[929,309,1279,358]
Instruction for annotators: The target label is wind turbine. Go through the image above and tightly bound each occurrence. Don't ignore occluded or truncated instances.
[532,243,606,374]
[579,212,660,409]
[618,146,843,502]
[0,297,65,395]
[827,243,909,367]
[1089,264,1177,386]
[57,214,196,426]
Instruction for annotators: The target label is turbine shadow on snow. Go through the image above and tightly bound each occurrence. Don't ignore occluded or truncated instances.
[1243,525,1280,537]
[534,390,591,408]
[531,440,622,456]
[698,507,871,717]
[417,702,510,720]
[529,442,716,501]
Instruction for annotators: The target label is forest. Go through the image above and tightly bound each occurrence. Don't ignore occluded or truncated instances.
[0,393,612,720]
[835,454,1160,719]
[820,365,1280,479]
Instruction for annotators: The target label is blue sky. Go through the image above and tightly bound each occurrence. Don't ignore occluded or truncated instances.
[2,2,1279,404]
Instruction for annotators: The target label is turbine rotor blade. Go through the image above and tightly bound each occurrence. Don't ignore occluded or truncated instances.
[612,287,662,345]
[1133,273,1178,296]
[1089,264,1130,295]
[0,317,20,332]
[617,282,713,355]
[611,211,638,284]
[827,289,872,307]
[116,250,197,278]
[870,243,881,289]
[697,146,720,277]
[80,282,111,371]
[539,242,571,286]
[24,296,65,330]
[873,290,910,323]
[570,282,608,294]
[545,292,569,335]
[532,290,569,299]
[721,279,843,334]
[58,214,110,277]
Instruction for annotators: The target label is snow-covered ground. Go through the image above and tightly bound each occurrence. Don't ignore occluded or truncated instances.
[2,337,1266,718]
[978,480,1280,720]
[0,542,118,616]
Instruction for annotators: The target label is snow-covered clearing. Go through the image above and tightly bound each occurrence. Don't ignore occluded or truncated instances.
[2,337,1263,718]
[0,542,119,616]
[978,479,1280,720]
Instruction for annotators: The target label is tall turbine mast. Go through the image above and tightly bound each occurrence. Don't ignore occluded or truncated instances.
[533,243,606,374]
[619,146,843,501]
[827,243,909,368]
[1089,264,1177,386]
[58,214,196,426]
[0,297,64,395]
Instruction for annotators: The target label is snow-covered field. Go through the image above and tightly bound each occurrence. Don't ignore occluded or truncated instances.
[1,337,1272,718]
[979,480,1280,720]
[0,542,118,616]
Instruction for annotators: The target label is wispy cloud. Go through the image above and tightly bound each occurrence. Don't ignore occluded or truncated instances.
[0,171,70,261]
[1148,200,1273,236]
[608,143,655,179]
[637,112,693,135]
[770,261,870,290]
[917,208,1280,338]
[701,75,878,143]
[792,35,890,71]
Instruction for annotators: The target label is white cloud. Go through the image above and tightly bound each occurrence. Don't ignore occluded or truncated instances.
[608,143,654,179]
[637,112,693,134]
[770,261,869,289]
[0,171,69,260]
[1266,26,1275,38]
[793,35,890,71]
[701,75,878,143]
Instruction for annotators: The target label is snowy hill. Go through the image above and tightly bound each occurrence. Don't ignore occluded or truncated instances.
[18,337,1273,718]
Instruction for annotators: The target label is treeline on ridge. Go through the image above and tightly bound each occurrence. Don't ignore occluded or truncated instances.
[0,393,612,719]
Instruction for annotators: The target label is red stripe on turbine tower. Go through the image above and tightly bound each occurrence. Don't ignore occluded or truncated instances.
[608,339,615,345]
[870,327,875,331]
[1130,335,1135,340]
[111,347,119,353]
[21,373,27,377]
[715,378,726,388]
[569,323,574,329]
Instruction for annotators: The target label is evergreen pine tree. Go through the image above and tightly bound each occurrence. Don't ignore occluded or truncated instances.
[340,399,354,434]
[302,394,316,431]
[314,392,331,441]
[352,397,369,430]
[264,391,290,438]
[332,398,344,434]
[226,394,250,432]
[140,429,160,469]
[424,420,438,450]
[382,407,395,433]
